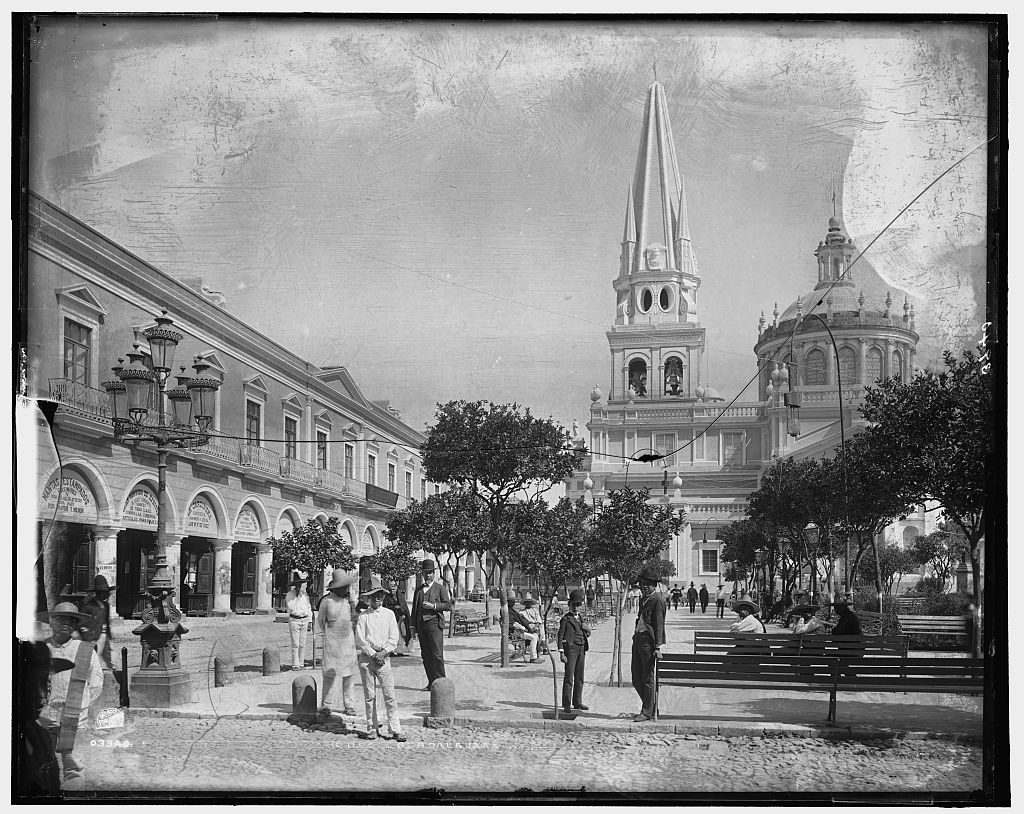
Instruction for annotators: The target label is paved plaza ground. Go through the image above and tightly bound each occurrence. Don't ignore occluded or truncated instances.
[73,602,983,795]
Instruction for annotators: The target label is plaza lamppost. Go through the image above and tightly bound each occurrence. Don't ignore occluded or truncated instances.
[102,310,221,707]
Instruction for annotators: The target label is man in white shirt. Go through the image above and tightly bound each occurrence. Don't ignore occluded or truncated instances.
[793,609,824,636]
[285,574,312,670]
[39,602,104,790]
[729,600,767,634]
[354,577,406,742]
[519,597,549,655]
[715,584,727,618]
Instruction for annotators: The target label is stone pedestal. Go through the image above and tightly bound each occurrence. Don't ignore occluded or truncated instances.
[212,540,233,616]
[130,597,191,709]
[255,543,275,615]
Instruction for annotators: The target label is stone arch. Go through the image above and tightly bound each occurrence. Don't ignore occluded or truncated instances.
[902,526,920,548]
[361,523,381,556]
[274,506,303,537]
[891,348,904,381]
[627,357,649,397]
[233,496,272,541]
[311,511,330,526]
[38,458,116,522]
[837,345,857,384]
[119,474,179,531]
[866,346,884,383]
[182,486,229,539]
[337,518,358,550]
[663,354,686,396]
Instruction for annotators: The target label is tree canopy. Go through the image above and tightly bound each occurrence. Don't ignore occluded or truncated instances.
[269,516,358,594]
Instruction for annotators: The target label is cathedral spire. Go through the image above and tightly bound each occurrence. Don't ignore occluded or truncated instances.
[629,81,693,275]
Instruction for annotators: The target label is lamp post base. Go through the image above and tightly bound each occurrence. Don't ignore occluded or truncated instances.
[129,668,193,708]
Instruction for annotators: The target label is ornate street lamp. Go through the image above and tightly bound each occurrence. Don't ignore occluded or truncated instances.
[102,309,221,708]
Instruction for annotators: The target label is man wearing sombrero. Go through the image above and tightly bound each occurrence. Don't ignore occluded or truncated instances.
[285,573,312,671]
[80,574,116,671]
[729,599,766,633]
[38,601,104,789]
[354,576,406,741]
[317,568,359,717]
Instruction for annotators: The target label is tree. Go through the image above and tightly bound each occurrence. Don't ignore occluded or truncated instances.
[516,496,599,718]
[384,488,490,635]
[859,349,991,655]
[856,541,918,596]
[589,488,684,687]
[269,516,358,597]
[360,535,419,587]
[911,522,969,591]
[421,401,584,666]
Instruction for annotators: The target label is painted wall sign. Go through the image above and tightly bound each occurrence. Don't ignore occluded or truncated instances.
[235,506,261,540]
[40,475,98,523]
[123,487,159,529]
[186,497,218,535]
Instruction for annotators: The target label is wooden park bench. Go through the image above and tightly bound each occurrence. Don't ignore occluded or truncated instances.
[694,631,908,660]
[896,614,973,650]
[453,612,486,635]
[657,652,983,722]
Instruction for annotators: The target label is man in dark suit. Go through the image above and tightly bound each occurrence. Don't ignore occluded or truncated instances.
[631,563,667,722]
[686,582,698,613]
[557,589,591,714]
[383,579,412,655]
[410,559,452,690]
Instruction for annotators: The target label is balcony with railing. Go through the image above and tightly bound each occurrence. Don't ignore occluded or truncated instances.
[280,455,318,486]
[316,467,357,497]
[49,378,112,420]
[240,443,280,473]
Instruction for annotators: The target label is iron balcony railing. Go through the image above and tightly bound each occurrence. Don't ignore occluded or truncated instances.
[240,443,279,473]
[280,455,318,486]
[48,378,112,419]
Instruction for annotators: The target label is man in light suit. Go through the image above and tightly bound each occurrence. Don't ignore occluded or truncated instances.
[410,559,452,690]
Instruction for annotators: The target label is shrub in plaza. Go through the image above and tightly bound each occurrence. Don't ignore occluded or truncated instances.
[420,400,584,667]
[858,349,992,657]
[588,487,682,688]
[268,516,358,598]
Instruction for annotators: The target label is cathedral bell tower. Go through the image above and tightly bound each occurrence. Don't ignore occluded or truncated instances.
[607,81,708,404]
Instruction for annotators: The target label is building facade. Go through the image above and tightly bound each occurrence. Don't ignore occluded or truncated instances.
[566,81,926,587]
[26,192,436,621]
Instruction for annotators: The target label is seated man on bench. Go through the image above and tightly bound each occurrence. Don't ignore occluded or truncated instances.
[507,591,542,663]
[519,597,549,656]
[792,607,824,635]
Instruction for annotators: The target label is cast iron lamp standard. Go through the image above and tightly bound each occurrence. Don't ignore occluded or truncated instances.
[803,311,852,597]
[102,310,221,707]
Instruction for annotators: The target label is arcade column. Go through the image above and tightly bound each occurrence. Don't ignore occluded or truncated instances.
[165,537,185,606]
[93,525,125,621]
[255,542,274,614]
[212,539,234,616]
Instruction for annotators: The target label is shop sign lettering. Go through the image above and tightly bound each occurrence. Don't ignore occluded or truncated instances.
[40,475,98,523]
[235,507,261,540]
[186,497,217,534]
[123,488,159,529]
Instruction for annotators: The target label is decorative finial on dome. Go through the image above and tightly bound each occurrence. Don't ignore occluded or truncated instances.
[772,302,779,326]
[858,290,865,309]
[884,291,892,318]
[796,294,803,319]
[583,474,594,492]
[590,384,602,403]
[910,303,916,328]
[758,310,766,331]
[903,296,910,321]
[826,294,834,316]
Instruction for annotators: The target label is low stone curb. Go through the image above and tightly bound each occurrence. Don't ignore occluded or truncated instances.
[123,707,979,743]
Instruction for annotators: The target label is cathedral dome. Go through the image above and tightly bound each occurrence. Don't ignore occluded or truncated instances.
[779,284,865,322]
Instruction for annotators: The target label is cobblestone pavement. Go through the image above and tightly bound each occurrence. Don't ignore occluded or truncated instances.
[79,717,982,794]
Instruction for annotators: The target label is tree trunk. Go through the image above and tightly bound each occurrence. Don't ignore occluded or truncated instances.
[498,561,509,668]
[869,532,883,613]
[609,581,628,688]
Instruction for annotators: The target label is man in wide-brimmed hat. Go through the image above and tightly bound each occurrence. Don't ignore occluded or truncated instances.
[410,558,451,690]
[285,573,312,671]
[730,599,766,633]
[37,602,104,789]
[317,568,359,717]
[354,576,406,742]
[519,596,549,655]
[715,583,727,618]
[631,563,667,722]
[507,589,542,663]
[831,594,862,636]
[80,574,116,670]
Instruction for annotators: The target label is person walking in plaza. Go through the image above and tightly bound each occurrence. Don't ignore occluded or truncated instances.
[382,579,412,656]
[715,583,727,618]
[411,558,452,690]
[686,582,698,613]
[670,584,682,611]
[285,573,312,671]
[631,564,667,723]
[557,589,591,713]
[698,584,710,614]
[585,585,595,612]
[80,574,115,671]
[354,577,407,742]
[317,569,359,717]
[37,601,104,790]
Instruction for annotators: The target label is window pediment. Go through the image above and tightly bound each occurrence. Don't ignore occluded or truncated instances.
[57,285,107,324]
[243,374,270,399]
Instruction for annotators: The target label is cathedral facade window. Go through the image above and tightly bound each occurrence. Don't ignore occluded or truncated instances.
[804,349,827,385]
[837,346,857,384]
[866,347,883,383]
[627,358,648,397]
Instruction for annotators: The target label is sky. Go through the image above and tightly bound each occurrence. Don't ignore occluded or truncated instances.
[27,17,990,434]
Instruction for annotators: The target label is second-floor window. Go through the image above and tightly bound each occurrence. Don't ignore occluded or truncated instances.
[388,463,396,493]
[344,444,354,478]
[701,548,719,574]
[722,432,744,466]
[405,470,413,499]
[367,454,377,485]
[316,430,328,469]
[246,400,261,445]
[655,433,676,467]
[63,319,91,384]
[284,417,298,459]
[420,477,427,501]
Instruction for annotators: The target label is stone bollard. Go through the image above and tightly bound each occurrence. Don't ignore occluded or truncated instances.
[292,675,318,715]
[426,677,456,728]
[262,647,281,676]
[213,655,234,687]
